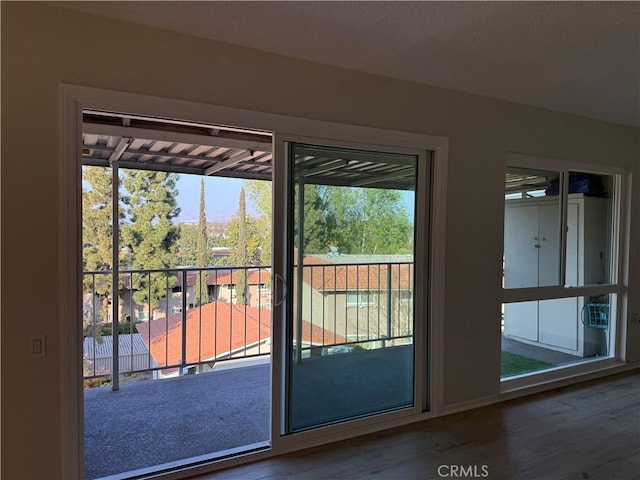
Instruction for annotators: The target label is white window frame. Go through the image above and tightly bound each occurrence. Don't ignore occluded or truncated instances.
[346,290,376,307]
[501,152,629,391]
[60,84,449,480]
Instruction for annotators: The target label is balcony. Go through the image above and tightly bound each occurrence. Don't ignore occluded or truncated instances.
[83,261,414,478]
[84,359,270,479]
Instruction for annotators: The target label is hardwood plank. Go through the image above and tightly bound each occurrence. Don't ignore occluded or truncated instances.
[196,371,639,480]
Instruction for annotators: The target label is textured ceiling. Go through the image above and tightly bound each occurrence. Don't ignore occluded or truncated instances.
[55,1,640,127]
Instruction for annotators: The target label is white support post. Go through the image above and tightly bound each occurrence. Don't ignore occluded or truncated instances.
[111,160,120,391]
[109,137,130,391]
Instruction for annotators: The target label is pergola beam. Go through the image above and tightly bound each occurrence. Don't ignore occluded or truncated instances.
[84,122,272,153]
[204,151,254,176]
[350,169,415,188]
[108,138,131,164]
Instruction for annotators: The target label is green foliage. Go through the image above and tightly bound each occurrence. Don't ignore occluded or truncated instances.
[83,166,114,273]
[224,216,261,262]
[296,184,413,256]
[82,166,125,322]
[329,187,412,254]
[194,179,212,306]
[233,188,249,305]
[176,223,199,265]
[195,179,211,266]
[244,180,272,265]
[294,184,331,254]
[83,320,139,337]
[348,188,412,255]
[121,170,181,309]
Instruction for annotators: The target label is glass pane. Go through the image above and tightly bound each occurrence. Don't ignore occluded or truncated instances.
[83,164,273,477]
[502,294,615,379]
[504,168,561,288]
[565,172,617,287]
[288,143,417,432]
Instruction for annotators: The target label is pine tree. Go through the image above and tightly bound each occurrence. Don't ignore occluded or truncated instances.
[233,187,249,305]
[121,170,181,316]
[82,166,119,326]
[297,184,331,254]
[194,179,211,306]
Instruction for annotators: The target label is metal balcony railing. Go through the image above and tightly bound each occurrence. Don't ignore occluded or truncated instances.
[82,262,414,385]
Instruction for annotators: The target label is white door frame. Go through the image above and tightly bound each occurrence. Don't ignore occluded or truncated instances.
[60,84,449,479]
[272,133,430,443]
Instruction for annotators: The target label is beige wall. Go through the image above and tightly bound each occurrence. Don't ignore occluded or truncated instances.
[301,283,413,343]
[216,283,266,308]
[2,3,638,478]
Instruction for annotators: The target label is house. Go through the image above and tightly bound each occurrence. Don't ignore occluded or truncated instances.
[83,333,151,378]
[121,267,272,319]
[2,3,638,480]
[135,301,345,379]
[210,268,271,308]
[83,267,272,324]
[299,253,414,343]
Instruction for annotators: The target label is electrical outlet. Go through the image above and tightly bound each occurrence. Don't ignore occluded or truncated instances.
[29,335,46,358]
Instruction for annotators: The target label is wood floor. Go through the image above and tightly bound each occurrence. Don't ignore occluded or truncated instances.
[197,371,639,480]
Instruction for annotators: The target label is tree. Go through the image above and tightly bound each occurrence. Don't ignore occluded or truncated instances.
[244,180,272,265]
[351,189,412,254]
[82,166,119,327]
[295,184,332,254]
[323,187,412,255]
[175,223,199,265]
[225,216,261,263]
[121,170,181,316]
[231,187,249,305]
[194,179,211,306]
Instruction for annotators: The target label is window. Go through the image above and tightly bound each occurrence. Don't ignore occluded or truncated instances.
[66,86,445,480]
[346,291,376,307]
[398,291,414,304]
[502,162,620,380]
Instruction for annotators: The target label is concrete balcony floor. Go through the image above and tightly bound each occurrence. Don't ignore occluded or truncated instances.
[84,363,270,479]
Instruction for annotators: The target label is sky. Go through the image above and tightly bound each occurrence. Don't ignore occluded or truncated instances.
[174,174,259,223]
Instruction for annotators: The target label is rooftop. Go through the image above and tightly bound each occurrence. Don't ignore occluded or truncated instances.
[136,302,345,375]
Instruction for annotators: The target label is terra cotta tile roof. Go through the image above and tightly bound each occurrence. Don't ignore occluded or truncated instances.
[136,301,344,373]
[301,262,413,292]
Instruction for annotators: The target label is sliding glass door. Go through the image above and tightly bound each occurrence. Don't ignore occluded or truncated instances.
[278,141,426,433]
